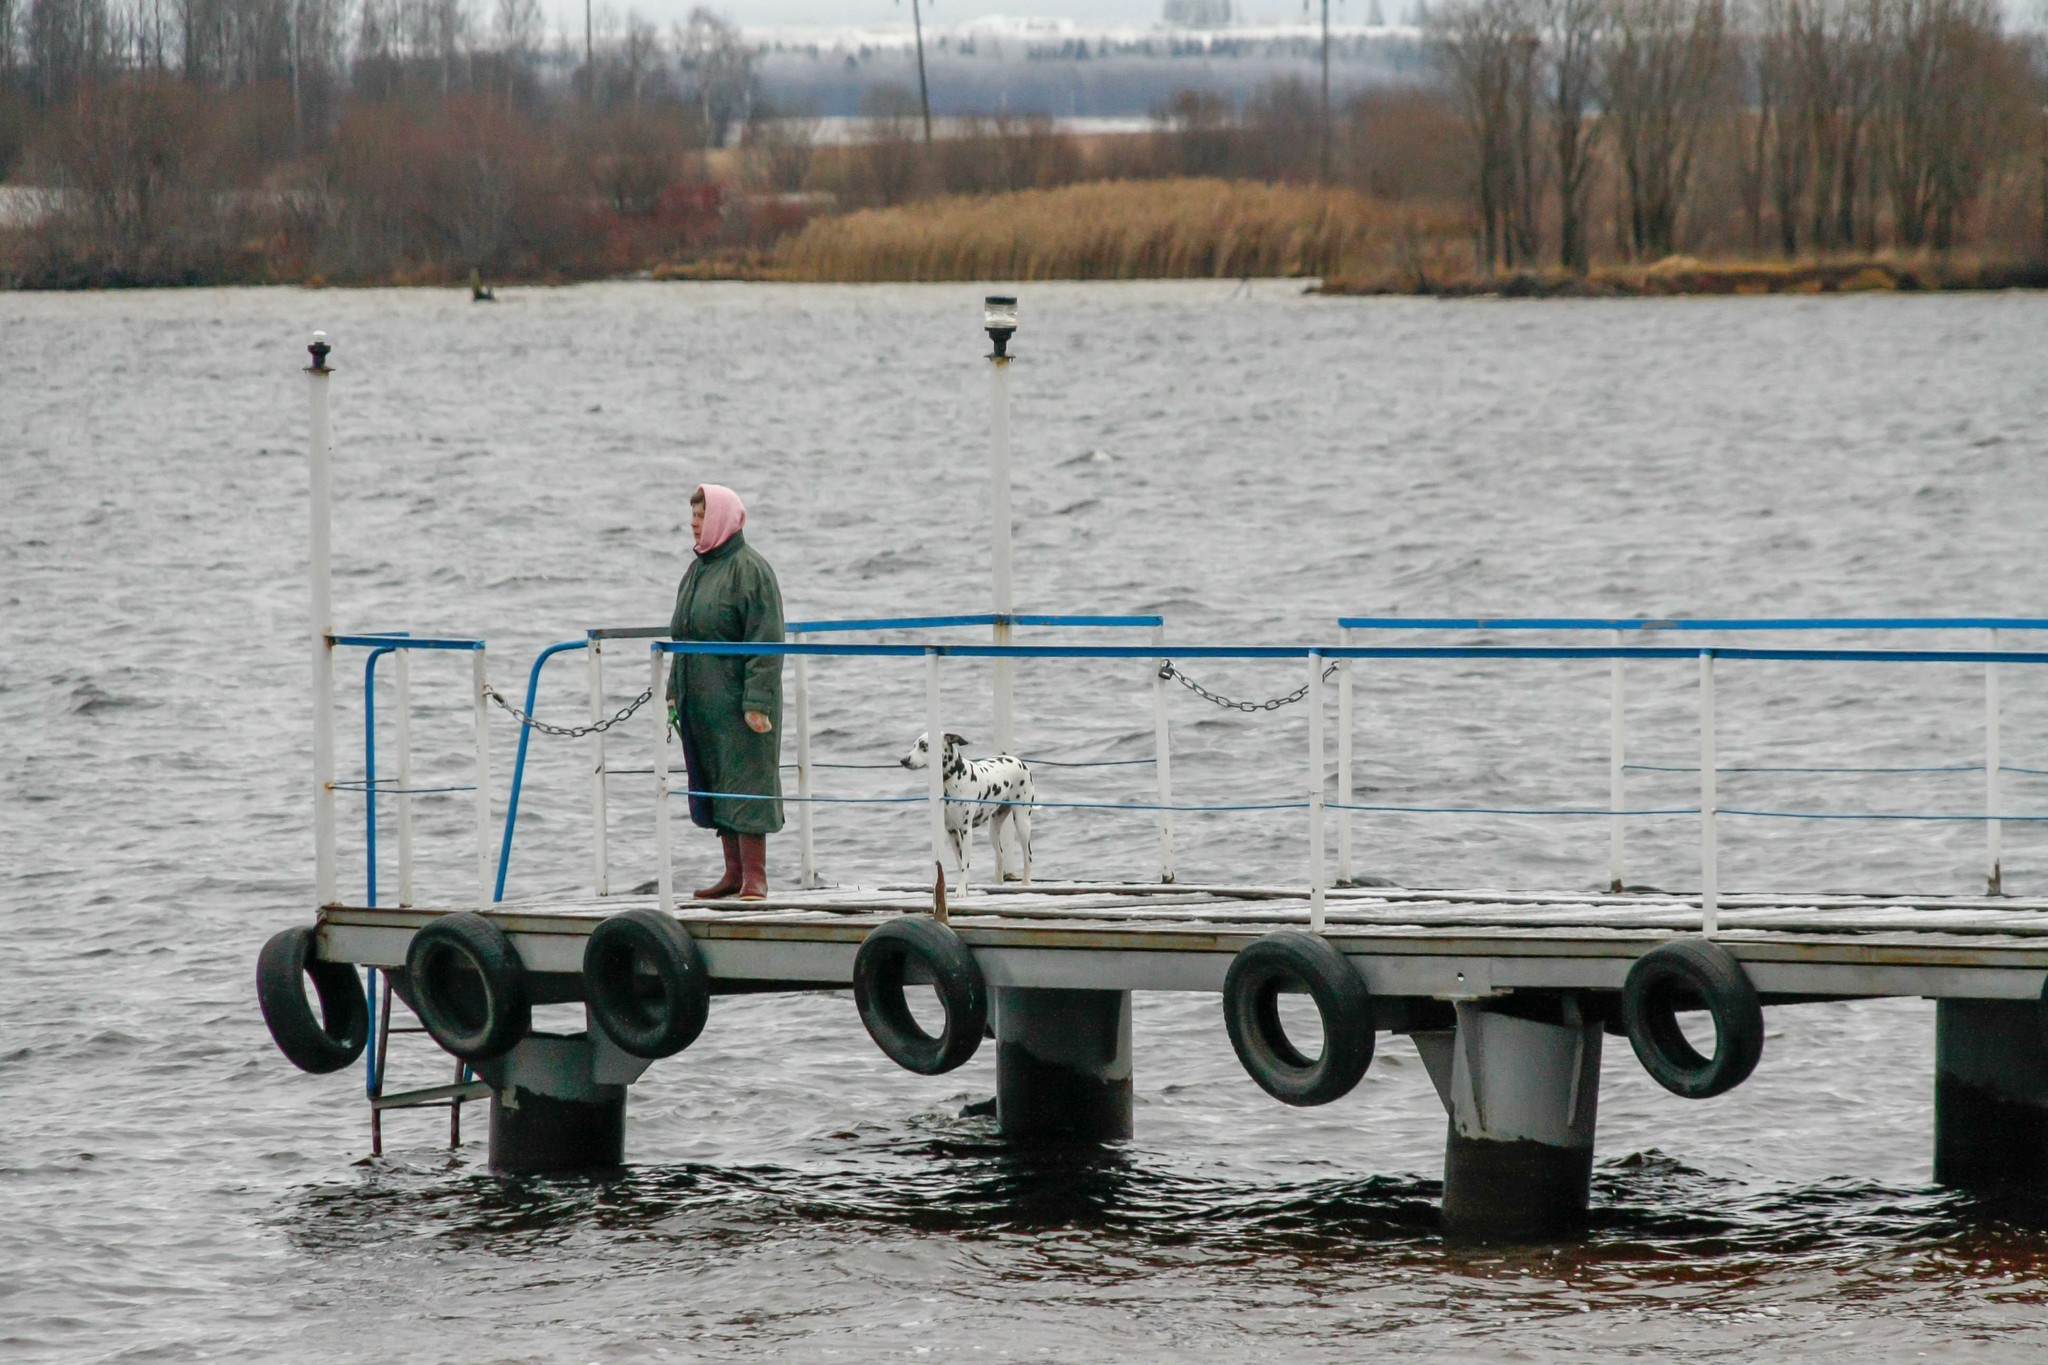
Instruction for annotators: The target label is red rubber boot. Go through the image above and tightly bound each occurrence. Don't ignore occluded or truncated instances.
[694,832,743,899]
[737,834,769,901]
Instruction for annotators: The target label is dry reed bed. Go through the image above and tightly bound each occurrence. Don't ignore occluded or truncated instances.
[774,178,1428,282]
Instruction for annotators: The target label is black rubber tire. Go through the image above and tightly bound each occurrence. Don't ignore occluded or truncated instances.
[583,909,710,1059]
[1622,937,1765,1098]
[404,912,531,1063]
[853,916,987,1075]
[256,925,369,1075]
[1222,931,1375,1106]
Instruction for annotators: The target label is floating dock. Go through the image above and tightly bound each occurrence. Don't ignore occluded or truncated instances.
[300,882,2048,1239]
[324,883,2048,1004]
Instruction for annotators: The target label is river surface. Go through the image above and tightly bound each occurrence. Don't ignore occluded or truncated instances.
[5,280,2048,1360]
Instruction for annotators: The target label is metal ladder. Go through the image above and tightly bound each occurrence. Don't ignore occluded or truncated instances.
[365,968,490,1156]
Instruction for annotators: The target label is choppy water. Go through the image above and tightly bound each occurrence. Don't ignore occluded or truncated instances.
[6,280,2048,1361]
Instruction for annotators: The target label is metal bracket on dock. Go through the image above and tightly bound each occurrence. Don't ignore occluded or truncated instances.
[371,1079,493,1112]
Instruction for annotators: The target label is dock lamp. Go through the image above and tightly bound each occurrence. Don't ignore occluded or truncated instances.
[983,294,1018,752]
[984,294,1018,358]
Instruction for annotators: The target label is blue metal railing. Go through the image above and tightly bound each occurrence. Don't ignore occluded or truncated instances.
[1337,616,2048,633]
[649,638,2048,823]
[1332,620,2043,831]
[787,612,1164,634]
[327,632,486,1102]
[331,634,487,650]
[493,639,588,901]
[655,640,2048,664]
[344,617,2048,918]
[490,611,1167,901]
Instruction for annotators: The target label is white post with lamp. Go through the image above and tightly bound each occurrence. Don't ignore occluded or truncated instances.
[985,295,1019,759]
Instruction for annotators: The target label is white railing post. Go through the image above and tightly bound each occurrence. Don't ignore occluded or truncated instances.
[794,631,818,890]
[1152,623,1175,884]
[1336,629,1354,887]
[587,637,610,896]
[652,648,673,914]
[471,648,493,907]
[306,332,337,908]
[1699,649,1718,936]
[394,647,414,908]
[1609,628,1626,893]
[1986,626,2003,896]
[926,647,949,890]
[987,298,1017,758]
[1308,651,1327,932]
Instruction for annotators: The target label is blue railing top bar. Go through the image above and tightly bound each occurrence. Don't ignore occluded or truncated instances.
[585,613,1161,641]
[790,612,1164,633]
[1339,616,2048,632]
[331,633,484,651]
[654,640,2048,666]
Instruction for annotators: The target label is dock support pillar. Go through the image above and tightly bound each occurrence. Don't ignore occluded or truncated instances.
[475,1032,646,1176]
[994,988,1133,1141]
[1420,1001,1603,1240]
[1935,999,2048,1194]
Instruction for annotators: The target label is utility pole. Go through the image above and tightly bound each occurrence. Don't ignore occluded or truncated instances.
[1320,0,1332,182]
[584,0,593,106]
[911,0,933,145]
[288,0,302,152]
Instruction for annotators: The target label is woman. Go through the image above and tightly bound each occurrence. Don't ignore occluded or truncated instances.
[667,484,784,900]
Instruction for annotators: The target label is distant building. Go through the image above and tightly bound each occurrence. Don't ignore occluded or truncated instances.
[747,20,1430,119]
[1163,0,1235,28]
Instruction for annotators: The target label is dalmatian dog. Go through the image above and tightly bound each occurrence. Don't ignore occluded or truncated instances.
[900,732,1034,885]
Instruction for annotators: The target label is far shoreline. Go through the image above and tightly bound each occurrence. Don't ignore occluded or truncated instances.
[1315,256,2048,299]
[8,256,2046,298]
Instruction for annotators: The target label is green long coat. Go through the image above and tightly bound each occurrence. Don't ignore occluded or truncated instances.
[667,531,785,834]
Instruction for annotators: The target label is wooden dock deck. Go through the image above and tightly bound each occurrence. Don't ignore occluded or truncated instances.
[321,882,2048,1002]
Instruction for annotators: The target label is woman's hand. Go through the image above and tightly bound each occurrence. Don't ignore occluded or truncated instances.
[744,710,773,734]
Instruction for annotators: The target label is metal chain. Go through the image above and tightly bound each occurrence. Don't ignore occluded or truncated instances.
[1157,661,1340,713]
[485,685,654,737]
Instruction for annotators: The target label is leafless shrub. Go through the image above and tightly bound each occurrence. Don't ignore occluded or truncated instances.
[742,102,818,193]
[852,83,925,207]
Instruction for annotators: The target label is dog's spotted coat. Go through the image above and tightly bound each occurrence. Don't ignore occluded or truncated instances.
[900,731,1034,884]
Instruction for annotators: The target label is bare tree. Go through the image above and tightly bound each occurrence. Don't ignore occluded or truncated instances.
[675,6,748,148]
[1603,0,1730,258]
[0,0,17,87]
[617,9,658,108]
[1430,0,1540,273]
[489,0,540,111]
[26,0,113,104]
[1783,0,1880,250]
[1731,0,1778,250]
[1545,0,1603,270]
[1505,27,1542,263]
[1878,0,2016,250]
[854,81,922,206]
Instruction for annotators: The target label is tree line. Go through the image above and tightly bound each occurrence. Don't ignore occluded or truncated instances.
[0,0,2041,286]
[1428,0,2045,272]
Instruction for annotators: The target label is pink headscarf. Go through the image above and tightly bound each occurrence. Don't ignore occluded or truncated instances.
[693,484,746,554]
